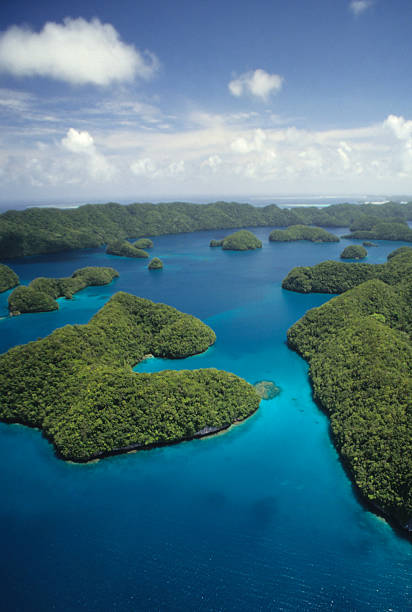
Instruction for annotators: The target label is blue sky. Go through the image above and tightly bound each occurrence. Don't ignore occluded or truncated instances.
[1,0,412,203]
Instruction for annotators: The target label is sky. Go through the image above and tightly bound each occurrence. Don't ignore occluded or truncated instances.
[1,0,412,203]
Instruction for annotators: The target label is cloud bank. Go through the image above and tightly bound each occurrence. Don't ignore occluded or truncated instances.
[228,69,283,100]
[0,18,158,85]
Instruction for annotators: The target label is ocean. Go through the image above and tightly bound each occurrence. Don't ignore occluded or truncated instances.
[0,226,411,611]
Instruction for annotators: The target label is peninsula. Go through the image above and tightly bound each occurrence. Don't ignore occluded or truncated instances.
[0,292,260,461]
[106,240,149,258]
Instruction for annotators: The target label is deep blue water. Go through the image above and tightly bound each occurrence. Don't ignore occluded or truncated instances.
[0,228,411,611]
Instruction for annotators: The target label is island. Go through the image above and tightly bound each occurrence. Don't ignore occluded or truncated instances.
[210,239,224,247]
[0,263,19,293]
[282,247,411,294]
[8,267,119,314]
[343,220,412,242]
[212,229,262,251]
[363,241,378,247]
[269,225,339,242]
[134,238,154,249]
[286,247,412,534]
[0,292,260,462]
[340,245,367,259]
[106,240,149,258]
[148,257,163,270]
[0,200,411,259]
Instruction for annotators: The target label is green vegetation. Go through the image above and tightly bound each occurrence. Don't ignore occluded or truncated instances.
[1,200,410,259]
[282,247,412,294]
[344,220,412,242]
[269,225,339,242]
[210,239,223,247]
[106,240,149,258]
[0,292,260,461]
[134,238,154,249]
[148,257,163,270]
[221,230,262,251]
[286,256,412,530]
[0,264,19,293]
[363,241,378,247]
[8,267,118,314]
[340,245,367,259]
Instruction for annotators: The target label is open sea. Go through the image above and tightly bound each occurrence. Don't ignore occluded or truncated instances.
[0,226,411,611]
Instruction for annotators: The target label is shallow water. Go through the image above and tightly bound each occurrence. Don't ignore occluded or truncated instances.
[1,228,411,611]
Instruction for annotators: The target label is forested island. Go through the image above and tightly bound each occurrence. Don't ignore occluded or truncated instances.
[148,257,163,270]
[269,225,339,242]
[340,245,367,259]
[0,263,19,292]
[1,200,411,259]
[134,238,154,249]
[106,240,149,258]
[286,248,412,533]
[0,292,260,461]
[282,246,412,294]
[220,230,262,250]
[343,220,412,241]
[8,267,118,314]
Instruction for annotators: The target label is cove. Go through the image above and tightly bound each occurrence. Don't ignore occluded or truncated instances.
[0,226,411,611]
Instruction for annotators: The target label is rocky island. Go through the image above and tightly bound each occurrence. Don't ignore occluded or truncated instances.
[0,292,260,462]
[148,257,163,270]
[269,225,339,242]
[340,245,367,259]
[210,229,262,251]
[134,238,154,249]
[8,267,118,314]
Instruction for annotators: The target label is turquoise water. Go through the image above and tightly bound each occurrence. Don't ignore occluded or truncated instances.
[0,228,411,611]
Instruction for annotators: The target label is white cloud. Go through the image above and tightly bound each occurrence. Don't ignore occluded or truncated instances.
[384,114,412,140]
[61,127,114,180]
[349,1,373,16]
[228,69,283,100]
[0,18,158,86]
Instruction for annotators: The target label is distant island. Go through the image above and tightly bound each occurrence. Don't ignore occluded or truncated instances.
[286,247,412,533]
[269,225,339,242]
[0,292,260,461]
[1,200,411,259]
[8,267,118,314]
[0,263,19,293]
[106,240,149,258]
[340,245,367,259]
[211,229,262,251]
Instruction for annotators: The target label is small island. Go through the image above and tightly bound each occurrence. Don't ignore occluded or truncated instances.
[363,241,378,247]
[148,257,163,270]
[340,245,367,259]
[134,238,154,249]
[210,230,262,251]
[0,292,260,462]
[0,264,19,293]
[106,240,149,258]
[8,267,119,314]
[269,225,339,243]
